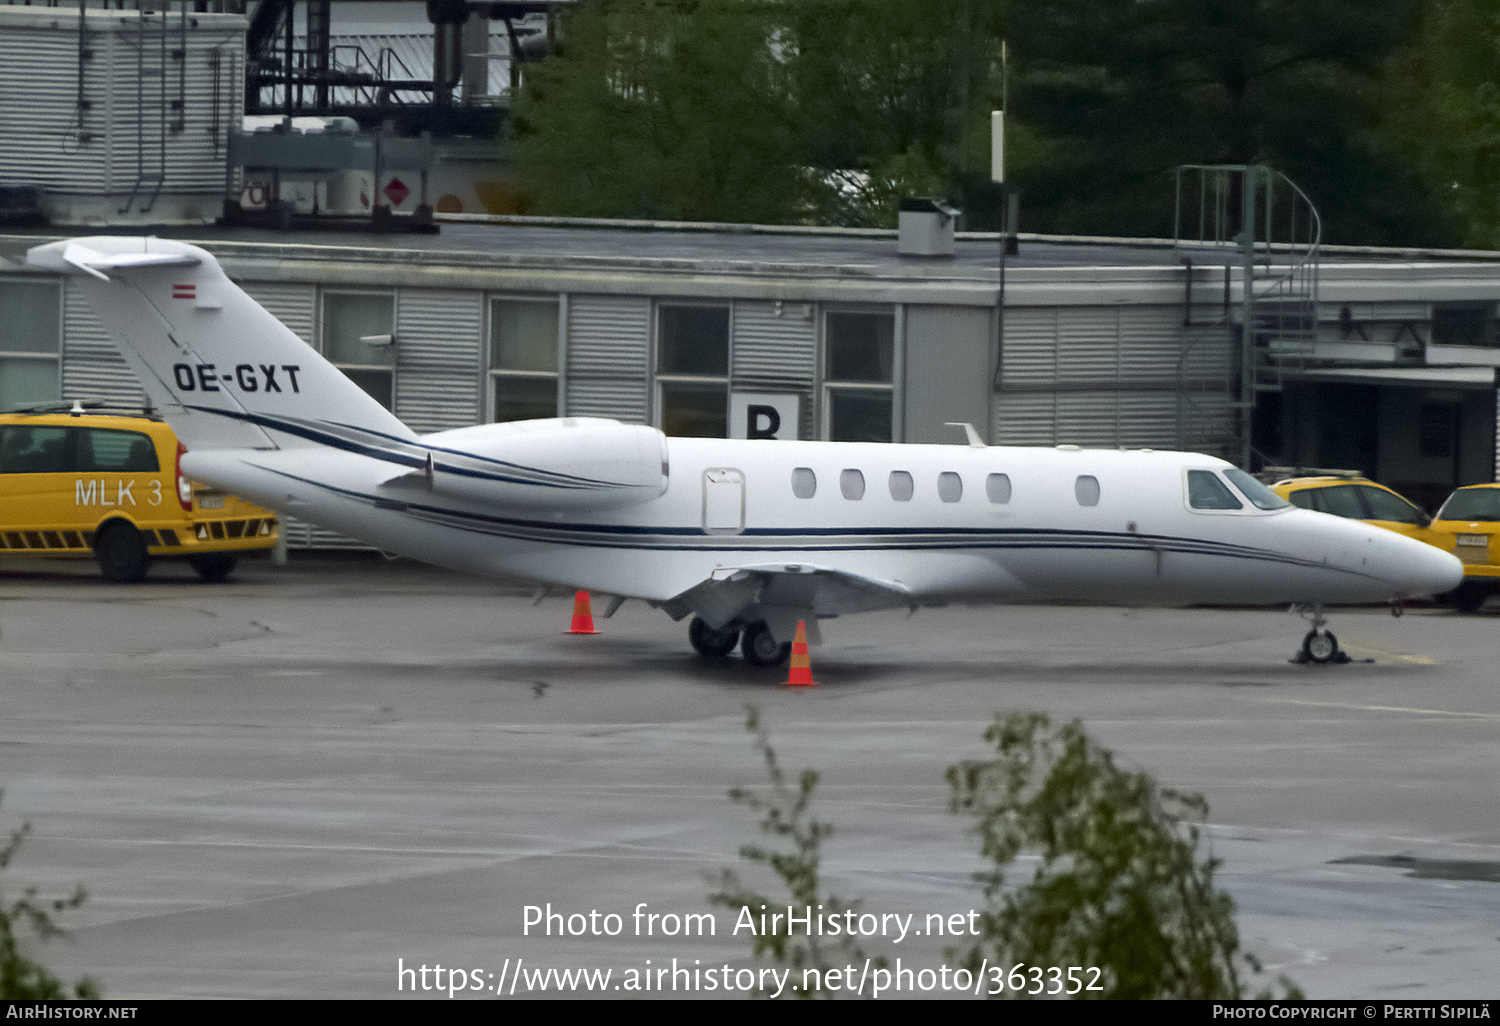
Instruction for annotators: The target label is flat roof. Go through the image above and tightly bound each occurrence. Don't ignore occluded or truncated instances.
[7,216,1500,305]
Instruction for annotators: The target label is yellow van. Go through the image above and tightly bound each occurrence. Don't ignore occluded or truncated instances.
[0,406,277,582]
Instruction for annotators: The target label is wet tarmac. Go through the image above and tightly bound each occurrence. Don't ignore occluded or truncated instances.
[1,553,1497,999]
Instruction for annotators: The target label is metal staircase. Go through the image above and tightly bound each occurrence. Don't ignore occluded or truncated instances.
[1174,165,1322,467]
[118,4,186,217]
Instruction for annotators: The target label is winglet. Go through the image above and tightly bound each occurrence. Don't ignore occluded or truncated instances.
[945,422,987,448]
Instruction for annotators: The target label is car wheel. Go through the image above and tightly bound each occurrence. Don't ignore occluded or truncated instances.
[1301,629,1339,664]
[741,621,791,667]
[188,553,238,583]
[1450,582,1488,613]
[94,521,150,583]
[689,616,739,657]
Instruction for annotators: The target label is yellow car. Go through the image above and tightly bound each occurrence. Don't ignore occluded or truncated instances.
[1268,473,1434,542]
[1427,483,1500,612]
[0,405,278,582]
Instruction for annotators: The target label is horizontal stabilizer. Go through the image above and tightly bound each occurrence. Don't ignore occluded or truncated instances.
[56,242,199,281]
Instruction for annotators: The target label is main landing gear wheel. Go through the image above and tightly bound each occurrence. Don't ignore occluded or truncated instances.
[94,521,150,583]
[741,621,791,667]
[688,616,740,658]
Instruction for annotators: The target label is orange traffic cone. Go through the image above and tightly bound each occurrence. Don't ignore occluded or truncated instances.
[566,591,601,634]
[784,620,816,689]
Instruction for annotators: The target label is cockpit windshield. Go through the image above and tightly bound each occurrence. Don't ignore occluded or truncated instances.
[1224,468,1291,510]
[1186,470,1242,510]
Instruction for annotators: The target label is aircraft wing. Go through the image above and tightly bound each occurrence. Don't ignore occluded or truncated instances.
[661,562,912,633]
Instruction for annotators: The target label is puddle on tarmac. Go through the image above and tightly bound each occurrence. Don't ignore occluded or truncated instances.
[1330,854,1500,883]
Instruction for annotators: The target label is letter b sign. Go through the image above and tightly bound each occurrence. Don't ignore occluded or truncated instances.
[729,393,799,440]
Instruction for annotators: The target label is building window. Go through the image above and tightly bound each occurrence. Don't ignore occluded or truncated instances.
[1432,303,1498,348]
[491,298,559,422]
[825,310,894,442]
[0,279,60,412]
[657,304,729,437]
[322,291,394,409]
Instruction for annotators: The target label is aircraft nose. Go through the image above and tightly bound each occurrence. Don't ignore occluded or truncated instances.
[1372,529,1463,597]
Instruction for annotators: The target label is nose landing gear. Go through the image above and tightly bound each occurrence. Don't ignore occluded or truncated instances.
[1292,604,1350,665]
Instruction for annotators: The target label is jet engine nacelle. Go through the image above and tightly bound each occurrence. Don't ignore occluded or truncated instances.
[411,418,669,511]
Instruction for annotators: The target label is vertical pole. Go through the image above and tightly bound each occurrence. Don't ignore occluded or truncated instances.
[1240,167,1257,469]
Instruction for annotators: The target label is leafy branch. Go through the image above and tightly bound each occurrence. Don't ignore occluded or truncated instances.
[947,712,1300,1000]
[707,706,885,998]
[0,793,100,1000]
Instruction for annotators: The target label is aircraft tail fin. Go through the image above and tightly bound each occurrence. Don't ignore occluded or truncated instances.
[26,236,418,453]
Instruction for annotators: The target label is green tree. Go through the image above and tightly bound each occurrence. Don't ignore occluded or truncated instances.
[1373,0,1500,249]
[946,713,1299,999]
[511,0,1007,227]
[512,0,808,223]
[0,794,100,999]
[999,0,1446,245]
[707,706,884,998]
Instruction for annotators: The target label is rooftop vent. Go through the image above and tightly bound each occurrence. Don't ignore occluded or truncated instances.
[897,198,959,257]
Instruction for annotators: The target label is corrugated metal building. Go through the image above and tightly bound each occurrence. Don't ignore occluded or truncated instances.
[1,216,1497,545]
[0,3,246,226]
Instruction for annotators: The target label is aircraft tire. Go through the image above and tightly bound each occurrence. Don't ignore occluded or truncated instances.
[689,616,739,657]
[741,621,791,667]
[1301,629,1339,664]
[94,521,151,583]
[188,553,238,583]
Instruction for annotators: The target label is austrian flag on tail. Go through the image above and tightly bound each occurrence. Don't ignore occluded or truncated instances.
[172,283,195,300]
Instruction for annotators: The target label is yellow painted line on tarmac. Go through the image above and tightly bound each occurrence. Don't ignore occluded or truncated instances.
[1259,697,1500,720]
[1338,641,1437,665]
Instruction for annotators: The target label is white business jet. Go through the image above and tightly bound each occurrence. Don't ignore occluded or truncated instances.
[26,237,1462,666]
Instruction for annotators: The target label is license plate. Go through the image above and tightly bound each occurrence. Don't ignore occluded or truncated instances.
[197,495,224,510]
[1457,534,1487,546]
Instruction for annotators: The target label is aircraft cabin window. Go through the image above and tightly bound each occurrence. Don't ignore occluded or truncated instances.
[888,470,914,501]
[1223,468,1291,510]
[986,473,1012,504]
[840,469,865,500]
[791,467,817,499]
[490,298,560,422]
[0,279,61,413]
[1186,470,1243,510]
[1075,475,1100,507]
[937,471,962,503]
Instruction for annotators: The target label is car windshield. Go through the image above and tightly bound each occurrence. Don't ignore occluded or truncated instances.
[1439,488,1500,522]
[1224,468,1291,510]
[1358,485,1423,524]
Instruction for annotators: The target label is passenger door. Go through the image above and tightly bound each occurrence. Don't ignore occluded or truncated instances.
[702,468,745,535]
